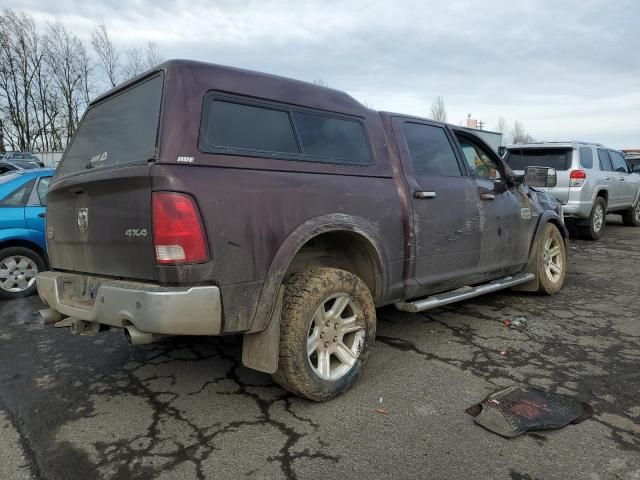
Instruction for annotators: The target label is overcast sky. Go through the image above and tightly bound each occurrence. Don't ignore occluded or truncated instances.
[10,0,640,148]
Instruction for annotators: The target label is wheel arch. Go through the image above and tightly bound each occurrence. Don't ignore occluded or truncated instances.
[248,213,388,334]
[513,212,567,293]
[0,238,48,266]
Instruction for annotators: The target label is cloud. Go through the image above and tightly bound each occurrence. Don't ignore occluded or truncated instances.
[6,0,640,146]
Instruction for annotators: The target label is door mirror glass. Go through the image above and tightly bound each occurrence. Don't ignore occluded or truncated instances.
[524,166,557,188]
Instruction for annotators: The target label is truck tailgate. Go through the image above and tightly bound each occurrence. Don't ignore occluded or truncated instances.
[46,165,157,280]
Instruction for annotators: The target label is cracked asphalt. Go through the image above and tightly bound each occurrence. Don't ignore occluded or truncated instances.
[1,218,639,480]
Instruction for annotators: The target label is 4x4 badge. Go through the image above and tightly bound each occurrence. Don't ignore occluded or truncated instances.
[77,208,89,234]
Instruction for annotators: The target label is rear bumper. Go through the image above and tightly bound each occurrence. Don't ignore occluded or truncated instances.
[36,271,222,335]
[561,200,593,219]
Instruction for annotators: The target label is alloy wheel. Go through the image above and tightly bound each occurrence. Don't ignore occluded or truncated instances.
[592,204,604,232]
[306,293,365,381]
[543,236,563,283]
[0,256,38,293]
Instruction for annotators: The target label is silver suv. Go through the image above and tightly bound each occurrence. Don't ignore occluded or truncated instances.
[505,142,640,240]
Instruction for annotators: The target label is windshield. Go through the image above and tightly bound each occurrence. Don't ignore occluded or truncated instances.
[57,73,163,178]
[505,148,572,171]
[10,159,39,169]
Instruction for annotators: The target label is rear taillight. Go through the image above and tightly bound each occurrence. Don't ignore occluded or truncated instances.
[569,169,586,187]
[152,192,208,264]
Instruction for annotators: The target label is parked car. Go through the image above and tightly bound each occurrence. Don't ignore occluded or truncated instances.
[2,151,44,166]
[0,156,43,175]
[0,169,54,299]
[624,152,640,171]
[37,60,567,400]
[504,142,640,240]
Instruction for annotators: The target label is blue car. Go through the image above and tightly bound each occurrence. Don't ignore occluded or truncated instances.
[0,169,54,299]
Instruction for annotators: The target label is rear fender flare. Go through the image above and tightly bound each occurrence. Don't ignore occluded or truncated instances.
[249,213,388,334]
[242,214,388,374]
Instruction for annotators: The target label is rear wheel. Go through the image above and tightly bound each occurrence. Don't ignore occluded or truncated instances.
[536,223,567,295]
[0,247,45,300]
[580,197,606,240]
[621,200,640,227]
[272,267,376,401]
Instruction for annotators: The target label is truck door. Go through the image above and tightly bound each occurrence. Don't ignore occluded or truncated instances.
[453,131,532,273]
[391,118,482,285]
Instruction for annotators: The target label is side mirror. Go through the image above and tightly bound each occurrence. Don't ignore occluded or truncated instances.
[524,166,558,188]
[632,164,640,173]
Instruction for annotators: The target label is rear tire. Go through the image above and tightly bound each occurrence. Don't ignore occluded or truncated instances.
[0,247,45,300]
[621,200,640,227]
[535,223,567,295]
[272,267,376,401]
[580,197,607,240]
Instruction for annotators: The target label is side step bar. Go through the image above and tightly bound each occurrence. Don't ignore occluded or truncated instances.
[394,273,535,313]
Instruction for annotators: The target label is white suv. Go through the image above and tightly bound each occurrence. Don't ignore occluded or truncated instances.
[505,142,640,240]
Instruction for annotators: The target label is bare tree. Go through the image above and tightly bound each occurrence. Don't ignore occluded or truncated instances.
[47,22,90,143]
[0,10,44,150]
[91,22,119,88]
[496,117,507,134]
[430,95,447,123]
[0,11,163,152]
[123,46,145,79]
[313,78,329,87]
[510,120,534,144]
[144,42,162,68]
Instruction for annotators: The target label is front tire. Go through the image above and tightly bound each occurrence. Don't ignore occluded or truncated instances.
[272,267,376,401]
[0,247,45,300]
[536,223,567,295]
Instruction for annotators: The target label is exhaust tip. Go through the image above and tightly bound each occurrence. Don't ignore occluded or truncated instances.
[123,325,163,345]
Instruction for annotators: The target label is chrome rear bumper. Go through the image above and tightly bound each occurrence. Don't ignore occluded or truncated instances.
[36,271,221,335]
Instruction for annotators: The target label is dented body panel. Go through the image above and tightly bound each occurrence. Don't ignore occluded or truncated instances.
[41,60,564,340]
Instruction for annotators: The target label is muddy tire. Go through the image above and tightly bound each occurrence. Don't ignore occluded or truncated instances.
[272,267,376,401]
[580,197,606,240]
[535,223,567,295]
[0,247,45,300]
[621,200,640,227]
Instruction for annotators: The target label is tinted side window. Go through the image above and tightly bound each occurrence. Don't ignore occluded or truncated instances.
[598,149,613,171]
[293,112,370,165]
[402,123,461,176]
[202,100,299,154]
[0,179,35,207]
[609,151,629,173]
[579,147,593,169]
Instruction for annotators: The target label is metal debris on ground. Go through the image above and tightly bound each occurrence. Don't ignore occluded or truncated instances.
[502,316,528,329]
[465,385,593,438]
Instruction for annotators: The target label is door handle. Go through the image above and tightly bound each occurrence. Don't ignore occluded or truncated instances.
[605,176,611,180]
[414,191,436,199]
[619,177,625,181]
[479,192,496,201]
[38,212,46,218]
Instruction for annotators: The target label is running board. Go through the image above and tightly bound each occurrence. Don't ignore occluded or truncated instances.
[394,273,536,313]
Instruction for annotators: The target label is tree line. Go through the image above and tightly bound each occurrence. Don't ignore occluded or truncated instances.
[430,96,535,144]
[0,9,163,154]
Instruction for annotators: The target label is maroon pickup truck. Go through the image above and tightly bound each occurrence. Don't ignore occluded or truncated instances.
[37,60,567,400]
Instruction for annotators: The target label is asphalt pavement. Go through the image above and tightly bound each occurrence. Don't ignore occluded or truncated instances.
[1,218,639,480]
